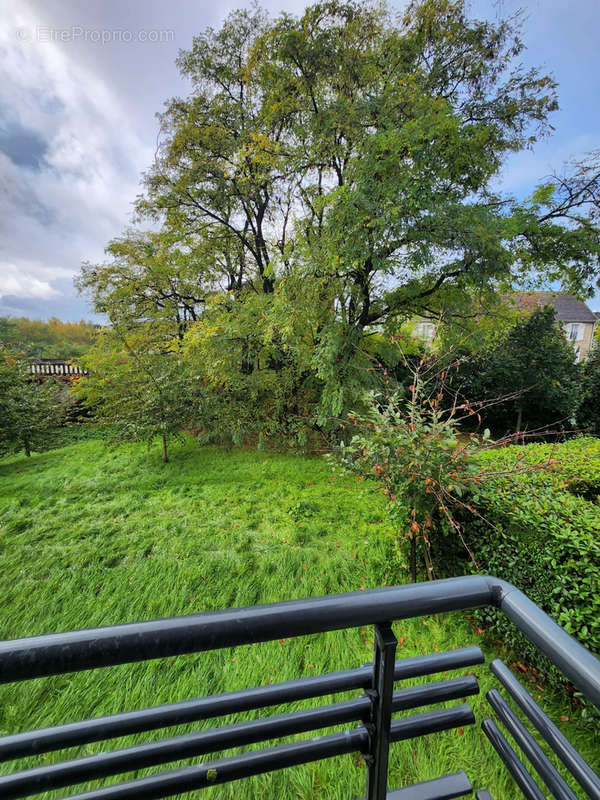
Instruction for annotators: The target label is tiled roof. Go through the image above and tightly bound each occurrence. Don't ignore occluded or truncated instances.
[514,292,598,323]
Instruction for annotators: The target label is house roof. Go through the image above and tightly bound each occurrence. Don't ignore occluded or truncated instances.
[514,292,598,323]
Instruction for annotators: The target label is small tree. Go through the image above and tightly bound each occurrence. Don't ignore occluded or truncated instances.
[75,326,199,462]
[334,359,491,582]
[577,344,600,434]
[0,346,63,457]
[455,307,582,435]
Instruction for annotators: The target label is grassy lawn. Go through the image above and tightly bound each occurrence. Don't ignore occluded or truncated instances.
[0,435,597,798]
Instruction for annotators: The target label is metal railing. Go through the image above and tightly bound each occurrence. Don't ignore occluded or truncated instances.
[0,575,598,799]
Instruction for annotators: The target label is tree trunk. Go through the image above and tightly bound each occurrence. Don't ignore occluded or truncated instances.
[516,404,523,433]
[23,439,31,458]
[161,434,169,463]
[409,535,417,583]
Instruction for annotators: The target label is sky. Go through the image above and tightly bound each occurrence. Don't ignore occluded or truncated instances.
[0,0,598,322]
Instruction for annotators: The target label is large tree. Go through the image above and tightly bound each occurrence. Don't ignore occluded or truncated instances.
[79,0,600,438]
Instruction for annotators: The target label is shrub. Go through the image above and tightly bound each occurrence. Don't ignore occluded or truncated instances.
[452,439,600,694]
[333,378,491,582]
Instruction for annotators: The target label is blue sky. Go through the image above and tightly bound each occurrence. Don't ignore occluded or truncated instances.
[0,0,598,321]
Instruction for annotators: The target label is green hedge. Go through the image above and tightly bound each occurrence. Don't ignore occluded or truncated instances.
[455,438,600,695]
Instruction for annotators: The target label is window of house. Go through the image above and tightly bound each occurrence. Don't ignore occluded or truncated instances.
[567,323,581,341]
[415,322,435,340]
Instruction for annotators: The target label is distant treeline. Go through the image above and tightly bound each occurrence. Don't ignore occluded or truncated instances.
[0,317,97,359]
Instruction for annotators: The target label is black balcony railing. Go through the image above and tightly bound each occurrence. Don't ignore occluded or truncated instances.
[0,575,598,799]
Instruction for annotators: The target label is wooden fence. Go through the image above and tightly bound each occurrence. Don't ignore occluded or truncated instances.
[27,360,87,377]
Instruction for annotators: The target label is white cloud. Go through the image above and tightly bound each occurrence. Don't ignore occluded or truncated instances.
[0,1,155,318]
[0,263,59,299]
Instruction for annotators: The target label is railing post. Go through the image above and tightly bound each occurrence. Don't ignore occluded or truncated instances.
[366,622,398,800]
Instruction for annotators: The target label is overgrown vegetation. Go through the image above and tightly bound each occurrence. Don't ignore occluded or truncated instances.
[0,437,597,797]
[333,364,600,707]
[1,1,599,793]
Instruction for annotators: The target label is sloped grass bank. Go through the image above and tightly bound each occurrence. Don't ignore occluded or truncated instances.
[0,437,597,798]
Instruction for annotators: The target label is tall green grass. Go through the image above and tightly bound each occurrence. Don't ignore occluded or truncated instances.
[0,436,597,798]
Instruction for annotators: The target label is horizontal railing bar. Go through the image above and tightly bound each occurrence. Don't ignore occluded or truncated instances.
[391,675,479,713]
[0,577,495,683]
[59,727,369,800]
[385,770,472,799]
[482,718,546,800]
[389,705,475,744]
[392,647,484,681]
[0,703,368,800]
[0,679,479,798]
[491,659,600,800]
[0,577,595,800]
[1,576,598,710]
[0,648,483,762]
[59,706,473,800]
[487,689,577,800]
